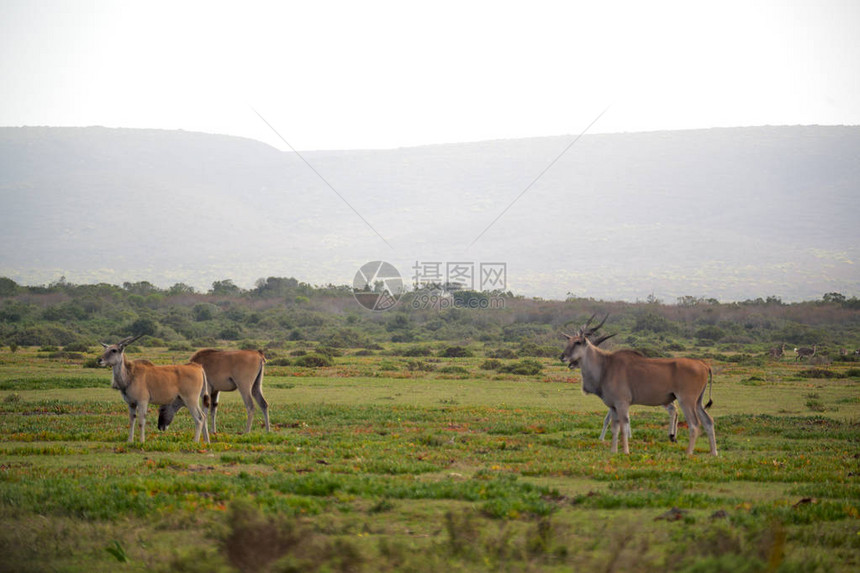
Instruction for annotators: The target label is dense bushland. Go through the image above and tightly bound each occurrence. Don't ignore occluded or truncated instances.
[1,277,859,356]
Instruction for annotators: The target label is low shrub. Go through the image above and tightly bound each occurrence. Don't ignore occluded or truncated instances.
[400,346,433,357]
[293,354,334,368]
[499,359,543,376]
[797,368,842,379]
[438,365,470,376]
[440,346,473,358]
[517,343,557,358]
[487,348,518,359]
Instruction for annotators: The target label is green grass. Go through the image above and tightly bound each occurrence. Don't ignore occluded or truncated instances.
[0,347,858,571]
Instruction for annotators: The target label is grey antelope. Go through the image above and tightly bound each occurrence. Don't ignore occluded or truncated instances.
[794,344,817,361]
[158,349,269,434]
[574,315,679,443]
[98,335,210,444]
[560,316,717,455]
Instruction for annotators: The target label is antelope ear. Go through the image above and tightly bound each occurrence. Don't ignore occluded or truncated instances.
[100,342,109,348]
[561,332,573,340]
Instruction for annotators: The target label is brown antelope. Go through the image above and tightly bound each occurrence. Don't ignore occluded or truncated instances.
[158,349,268,434]
[794,344,816,361]
[560,316,717,456]
[768,343,786,360]
[98,335,210,444]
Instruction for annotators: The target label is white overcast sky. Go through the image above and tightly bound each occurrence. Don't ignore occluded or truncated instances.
[2,0,859,150]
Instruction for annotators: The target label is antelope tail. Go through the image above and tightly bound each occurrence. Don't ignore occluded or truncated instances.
[202,370,211,408]
[704,367,714,410]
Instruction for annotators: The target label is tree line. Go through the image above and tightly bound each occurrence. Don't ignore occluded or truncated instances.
[1,276,858,356]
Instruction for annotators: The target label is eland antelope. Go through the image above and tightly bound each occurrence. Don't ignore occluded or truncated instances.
[98,335,210,444]
[560,316,717,456]
[794,344,817,361]
[576,316,680,443]
[158,349,269,434]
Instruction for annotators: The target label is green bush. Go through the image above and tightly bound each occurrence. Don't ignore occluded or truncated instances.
[633,312,676,334]
[517,343,557,358]
[487,348,518,359]
[400,346,433,357]
[695,326,726,342]
[438,365,470,376]
[480,359,502,370]
[797,368,841,379]
[499,359,543,376]
[62,342,91,353]
[440,346,473,358]
[293,354,334,368]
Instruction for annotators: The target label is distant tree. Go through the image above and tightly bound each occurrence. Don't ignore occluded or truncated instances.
[253,277,299,298]
[822,292,846,305]
[122,281,159,295]
[633,312,675,334]
[645,293,662,305]
[0,277,19,297]
[192,303,217,321]
[167,282,196,295]
[210,279,242,296]
[128,317,158,337]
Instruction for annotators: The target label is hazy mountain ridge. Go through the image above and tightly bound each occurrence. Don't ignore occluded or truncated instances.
[0,125,858,301]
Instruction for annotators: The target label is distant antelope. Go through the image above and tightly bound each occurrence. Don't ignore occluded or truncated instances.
[98,335,210,444]
[794,344,817,361]
[561,315,716,456]
[768,343,786,360]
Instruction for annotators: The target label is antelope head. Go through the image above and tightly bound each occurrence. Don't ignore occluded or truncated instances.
[560,314,616,368]
[97,334,143,367]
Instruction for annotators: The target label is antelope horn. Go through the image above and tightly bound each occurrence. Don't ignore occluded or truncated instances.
[582,313,596,332]
[117,334,143,348]
[585,313,609,336]
[592,332,617,347]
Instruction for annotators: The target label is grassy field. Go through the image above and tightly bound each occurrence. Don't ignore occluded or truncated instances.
[0,345,858,572]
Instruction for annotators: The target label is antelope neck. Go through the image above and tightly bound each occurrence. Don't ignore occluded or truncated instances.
[111,353,133,390]
[580,345,606,396]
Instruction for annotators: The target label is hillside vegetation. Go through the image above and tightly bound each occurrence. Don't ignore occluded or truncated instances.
[2,276,859,358]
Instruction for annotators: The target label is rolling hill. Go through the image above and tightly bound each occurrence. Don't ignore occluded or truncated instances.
[0,125,858,301]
